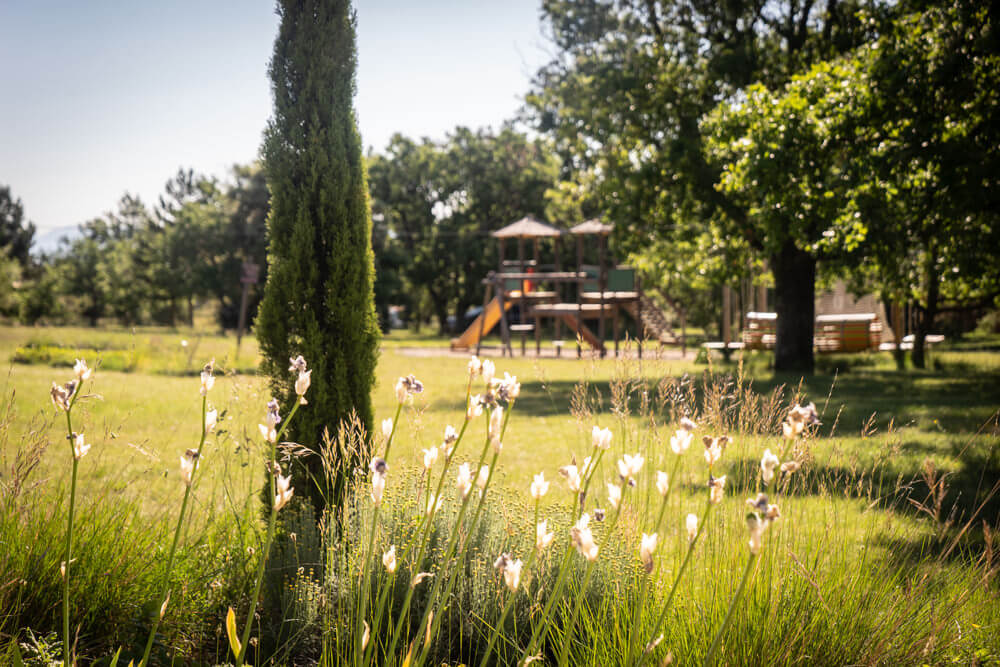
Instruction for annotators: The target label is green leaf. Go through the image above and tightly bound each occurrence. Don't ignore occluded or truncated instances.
[108,647,122,667]
[11,641,24,667]
[226,606,242,658]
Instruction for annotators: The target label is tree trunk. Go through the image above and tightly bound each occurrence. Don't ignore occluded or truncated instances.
[772,241,815,374]
[911,250,939,370]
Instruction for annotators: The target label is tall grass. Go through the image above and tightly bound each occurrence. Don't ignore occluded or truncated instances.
[1,346,998,665]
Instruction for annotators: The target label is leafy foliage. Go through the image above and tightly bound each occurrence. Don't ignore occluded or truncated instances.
[255,0,380,512]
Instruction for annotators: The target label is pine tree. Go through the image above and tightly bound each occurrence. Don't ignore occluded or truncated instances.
[256,0,379,513]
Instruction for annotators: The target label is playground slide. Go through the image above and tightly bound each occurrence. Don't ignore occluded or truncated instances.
[451,296,514,349]
[451,292,516,350]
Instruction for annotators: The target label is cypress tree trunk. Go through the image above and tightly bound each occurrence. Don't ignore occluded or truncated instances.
[256,0,380,514]
[772,241,816,374]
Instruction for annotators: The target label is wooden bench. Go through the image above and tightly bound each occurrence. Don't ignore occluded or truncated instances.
[815,313,882,353]
[743,311,777,350]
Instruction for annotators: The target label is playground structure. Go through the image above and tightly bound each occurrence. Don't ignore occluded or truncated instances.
[450,216,675,357]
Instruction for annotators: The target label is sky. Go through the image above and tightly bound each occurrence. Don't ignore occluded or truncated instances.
[0,1,551,234]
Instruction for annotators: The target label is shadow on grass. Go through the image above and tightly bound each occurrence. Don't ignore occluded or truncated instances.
[435,365,1000,438]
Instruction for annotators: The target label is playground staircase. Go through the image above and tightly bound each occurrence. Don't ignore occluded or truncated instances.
[623,295,676,344]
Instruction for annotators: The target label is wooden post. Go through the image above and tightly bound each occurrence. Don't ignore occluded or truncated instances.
[636,271,643,360]
[497,274,512,357]
[476,277,493,357]
[722,285,732,360]
[598,234,606,358]
[554,235,563,347]
[534,237,541,355]
[518,235,526,356]
[681,309,687,357]
[576,235,584,358]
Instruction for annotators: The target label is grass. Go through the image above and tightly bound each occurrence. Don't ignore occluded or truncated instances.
[1,324,999,664]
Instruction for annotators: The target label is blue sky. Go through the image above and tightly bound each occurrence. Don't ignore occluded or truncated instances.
[0,1,549,232]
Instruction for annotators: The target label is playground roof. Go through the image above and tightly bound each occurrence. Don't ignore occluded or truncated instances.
[569,219,614,235]
[491,216,564,239]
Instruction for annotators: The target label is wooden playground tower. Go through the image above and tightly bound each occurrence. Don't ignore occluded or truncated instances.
[451,216,669,358]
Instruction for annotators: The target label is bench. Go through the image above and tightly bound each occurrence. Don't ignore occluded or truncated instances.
[815,313,881,353]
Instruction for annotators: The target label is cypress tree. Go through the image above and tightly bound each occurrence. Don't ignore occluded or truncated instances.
[256,0,379,513]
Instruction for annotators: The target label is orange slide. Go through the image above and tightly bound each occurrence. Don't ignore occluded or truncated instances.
[450,294,518,350]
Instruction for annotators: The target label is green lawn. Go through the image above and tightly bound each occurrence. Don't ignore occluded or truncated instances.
[3,324,999,664]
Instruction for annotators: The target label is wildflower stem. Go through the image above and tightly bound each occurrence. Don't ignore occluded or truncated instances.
[702,553,757,666]
[235,399,301,667]
[354,402,403,666]
[625,489,671,666]
[476,501,539,667]
[139,396,208,667]
[61,406,77,667]
[412,435,495,667]
[381,417,472,662]
[636,497,714,667]
[518,445,604,664]
[557,494,627,667]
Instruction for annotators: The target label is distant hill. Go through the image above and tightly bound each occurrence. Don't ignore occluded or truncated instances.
[31,224,82,257]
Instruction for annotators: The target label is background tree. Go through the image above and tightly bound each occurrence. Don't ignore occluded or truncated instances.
[256,0,380,513]
[703,62,862,371]
[368,126,558,334]
[528,0,880,372]
[845,1,1000,367]
[0,185,37,267]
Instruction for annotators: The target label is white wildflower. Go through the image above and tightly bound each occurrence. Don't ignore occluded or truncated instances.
[591,425,613,450]
[72,433,90,461]
[607,482,622,509]
[536,520,554,551]
[640,532,659,573]
[383,545,397,574]
[274,473,294,512]
[530,472,549,500]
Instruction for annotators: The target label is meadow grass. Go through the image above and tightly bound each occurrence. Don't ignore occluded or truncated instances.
[1,324,999,664]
